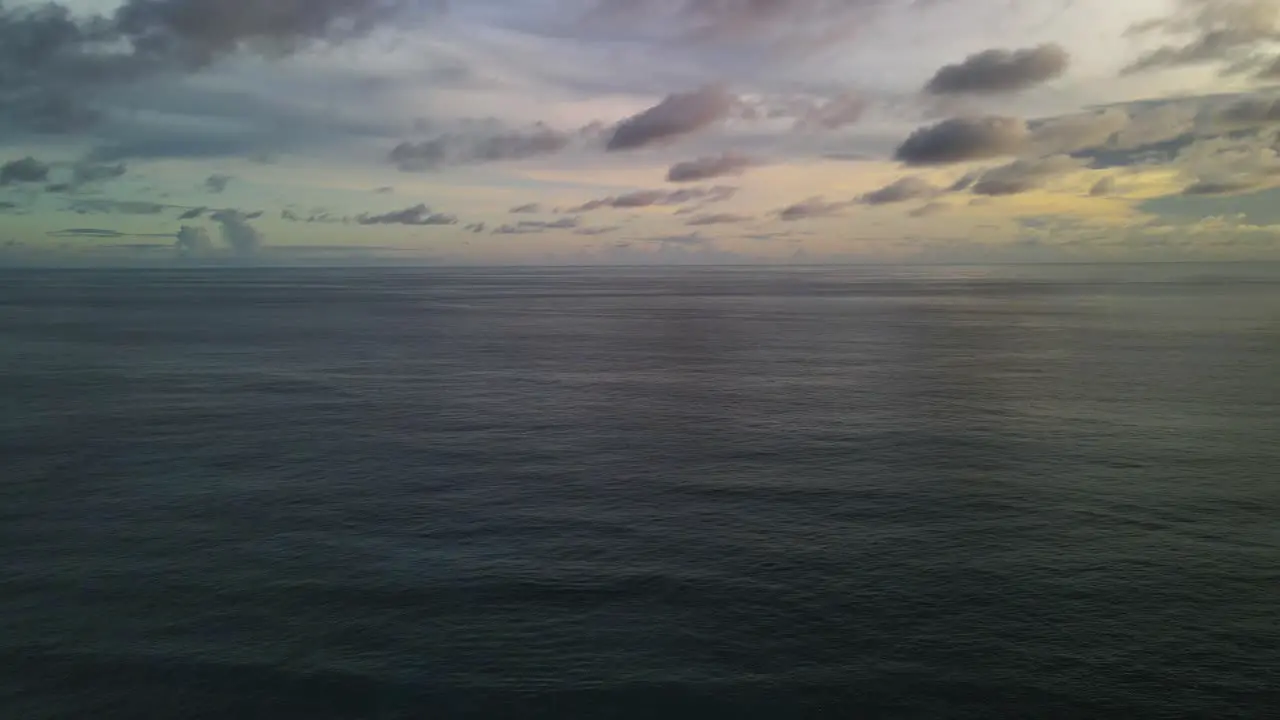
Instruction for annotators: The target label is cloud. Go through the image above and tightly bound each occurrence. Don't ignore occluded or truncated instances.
[509,203,542,213]
[910,201,950,218]
[1,157,51,185]
[794,92,868,131]
[464,222,486,233]
[204,174,233,193]
[858,176,939,205]
[1261,54,1280,78]
[574,226,620,236]
[569,186,737,211]
[390,125,573,171]
[685,213,752,226]
[176,225,214,256]
[210,210,264,256]
[178,207,206,220]
[1176,132,1280,196]
[895,116,1027,165]
[0,0,436,133]
[72,162,128,185]
[1028,109,1130,155]
[67,199,168,215]
[1090,176,1118,196]
[606,85,736,151]
[777,197,850,221]
[568,0,891,52]
[47,228,133,238]
[357,203,458,226]
[970,155,1087,196]
[1123,0,1280,75]
[493,217,581,234]
[666,152,754,182]
[925,44,1070,94]
[1215,96,1280,128]
[1183,177,1266,194]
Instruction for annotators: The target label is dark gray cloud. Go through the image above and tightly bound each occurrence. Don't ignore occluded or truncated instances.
[685,212,752,226]
[47,228,133,238]
[777,197,850,221]
[72,161,127,185]
[606,85,736,151]
[926,44,1070,94]
[204,174,233,193]
[211,209,264,256]
[666,151,754,182]
[374,186,394,194]
[895,116,1027,165]
[178,206,206,220]
[0,156,51,185]
[568,185,737,211]
[858,176,939,205]
[1124,0,1280,75]
[510,203,542,213]
[1216,96,1280,127]
[1261,55,1280,78]
[1089,176,1117,197]
[464,222,486,233]
[66,198,168,215]
[0,1,436,133]
[970,155,1086,196]
[493,217,581,234]
[574,225,621,236]
[1183,177,1265,195]
[357,203,458,226]
[390,125,572,171]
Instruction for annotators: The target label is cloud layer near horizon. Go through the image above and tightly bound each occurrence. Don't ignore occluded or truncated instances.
[3,0,1280,264]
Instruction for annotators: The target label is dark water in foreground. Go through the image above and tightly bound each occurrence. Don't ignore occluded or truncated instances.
[2,265,1278,719]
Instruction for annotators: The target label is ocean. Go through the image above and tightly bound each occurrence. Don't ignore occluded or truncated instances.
[1,264,1277,719]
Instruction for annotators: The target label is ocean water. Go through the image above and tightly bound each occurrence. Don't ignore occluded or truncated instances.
[1,264,1278,719]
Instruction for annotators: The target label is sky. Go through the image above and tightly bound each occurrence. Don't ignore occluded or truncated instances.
[2,0,1280,265]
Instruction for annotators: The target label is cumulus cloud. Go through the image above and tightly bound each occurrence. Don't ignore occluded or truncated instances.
[606,85,736,151]
[925,44,1070,94]
[0,157,51,185]
[176,225,213,256]
[970,155,1087,196]
[390,126,572,171]
[357,203,458,226]
[666,152,754,182]
[777,197,850,221]
[211,209,263,256]
[568,186,737,211]
[895,116,1027,165]
[858,176,939,205]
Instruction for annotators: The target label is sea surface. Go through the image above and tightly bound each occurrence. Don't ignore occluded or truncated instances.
[1,264,1278,719]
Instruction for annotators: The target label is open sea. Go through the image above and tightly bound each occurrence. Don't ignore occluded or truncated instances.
[1,264,1278,719]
